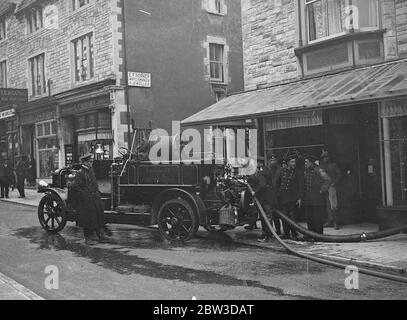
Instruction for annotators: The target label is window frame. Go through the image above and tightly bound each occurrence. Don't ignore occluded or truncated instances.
[28,53,47,98]
[26,6,44,35]
[71,0,92,12]
[205,0,226,15]
[71,32,95,84]
[209,43,225,82]
[304,0,381,45]
[0,17,7,41]
[0,60,7,88]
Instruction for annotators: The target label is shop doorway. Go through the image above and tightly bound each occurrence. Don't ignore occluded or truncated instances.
[326,104,381,224]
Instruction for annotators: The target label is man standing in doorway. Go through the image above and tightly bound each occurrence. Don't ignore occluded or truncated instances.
[320,151,342,230]
[302,155,332,241]
[279,153,303,241]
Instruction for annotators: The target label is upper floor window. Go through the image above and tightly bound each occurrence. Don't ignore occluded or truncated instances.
[205,0,226,15]
[72,0,91,11]
[29,53,46,97]
[0,18,6,40]
[306,0,379,43]
[72,33,94,83]
[209,43,224,82]
[26,7,43,34]
[0,61,7,88]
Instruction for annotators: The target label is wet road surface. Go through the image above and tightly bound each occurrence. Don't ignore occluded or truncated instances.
[0,202,406,300]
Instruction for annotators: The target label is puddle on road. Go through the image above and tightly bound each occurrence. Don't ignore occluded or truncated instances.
[12,226,318,299]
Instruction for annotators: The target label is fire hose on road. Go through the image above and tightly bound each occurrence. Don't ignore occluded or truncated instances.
[246,184,407,284]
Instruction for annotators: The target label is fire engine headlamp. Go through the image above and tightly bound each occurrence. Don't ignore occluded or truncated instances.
[38,180,49,190]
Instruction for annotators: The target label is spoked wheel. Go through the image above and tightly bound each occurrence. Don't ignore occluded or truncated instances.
[38,193,67,233]
[157,198,198,242]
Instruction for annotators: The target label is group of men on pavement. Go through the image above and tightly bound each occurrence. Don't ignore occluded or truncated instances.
[0,156,29,199]
[249,150,341,242]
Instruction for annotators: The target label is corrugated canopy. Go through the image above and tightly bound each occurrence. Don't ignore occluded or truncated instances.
[182,59,407,125]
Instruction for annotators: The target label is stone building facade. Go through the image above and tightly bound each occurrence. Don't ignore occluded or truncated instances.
[242,0,407,90]
[0,0,244,181]
[0,0,128,180]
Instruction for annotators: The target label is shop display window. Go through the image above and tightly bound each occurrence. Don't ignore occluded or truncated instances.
[382,116,407,206]
[36,121,59,178]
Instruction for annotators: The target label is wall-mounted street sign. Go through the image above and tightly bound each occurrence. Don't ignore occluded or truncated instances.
[0,88,28,105]
[0,108,15,120]
[128,72,151,88]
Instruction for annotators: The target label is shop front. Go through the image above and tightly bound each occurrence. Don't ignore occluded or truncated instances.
[60,95,114,166]
[0,108,18,165]
[182,59,407,229]
[18,101,57,181]
[263,104,382,225]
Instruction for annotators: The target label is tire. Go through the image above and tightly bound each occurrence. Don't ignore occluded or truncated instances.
[157,198,198,242]
[38,193,67,233]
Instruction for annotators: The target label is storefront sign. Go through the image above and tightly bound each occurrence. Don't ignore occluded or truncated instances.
[61,97,108,116]
[265,110,323,131]
[20,109,56,125]
[128,72,151,88]
[0,108,15,120]
[0,89,28,105]
[380,100,407,118]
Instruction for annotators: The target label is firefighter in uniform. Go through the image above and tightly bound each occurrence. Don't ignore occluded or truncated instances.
[279,153,303,241]
[248,157,275,241]
[302,155,332,240]
[70,154,111,245]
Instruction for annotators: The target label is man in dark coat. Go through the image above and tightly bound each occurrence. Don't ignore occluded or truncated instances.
[267,155,282,236]
[278,153,303,241]
[0,160,14,198]
[69,154,107,245]
[302,155,332,240]
[248,157,275,242]
[320,151,342,230]
[15,156,28,198]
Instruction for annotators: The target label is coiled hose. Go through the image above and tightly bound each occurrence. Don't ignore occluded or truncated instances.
[247,184,407,284]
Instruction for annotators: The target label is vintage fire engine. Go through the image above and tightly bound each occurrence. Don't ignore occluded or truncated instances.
[37,138,258,242]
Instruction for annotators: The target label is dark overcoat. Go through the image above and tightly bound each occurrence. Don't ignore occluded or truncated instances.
[303,166,332,206]
[279,167,304,205]
[0,164,14,184]
[70,165,105,230]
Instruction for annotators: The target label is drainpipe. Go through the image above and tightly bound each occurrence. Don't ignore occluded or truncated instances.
[121,0,132,150]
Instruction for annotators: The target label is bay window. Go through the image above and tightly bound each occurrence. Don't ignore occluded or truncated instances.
[305,0,379,43]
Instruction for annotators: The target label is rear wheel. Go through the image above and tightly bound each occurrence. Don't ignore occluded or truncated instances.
[157,198,197,242]
[38,193,67,233]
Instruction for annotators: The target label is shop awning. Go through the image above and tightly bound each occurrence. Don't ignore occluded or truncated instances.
[182,59,407,126]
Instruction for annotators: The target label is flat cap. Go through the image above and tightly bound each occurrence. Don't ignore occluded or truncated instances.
[80,153,93,162]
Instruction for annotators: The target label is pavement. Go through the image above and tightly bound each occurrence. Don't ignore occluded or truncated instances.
[0,270,44,300]
[1,187,407,276]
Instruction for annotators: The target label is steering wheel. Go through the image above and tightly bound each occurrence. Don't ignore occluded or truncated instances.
[118,147,129,157]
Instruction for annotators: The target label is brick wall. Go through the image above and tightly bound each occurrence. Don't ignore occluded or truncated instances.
[396,0,407,57]
[241,0,299,91]
[0,0,119,101]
